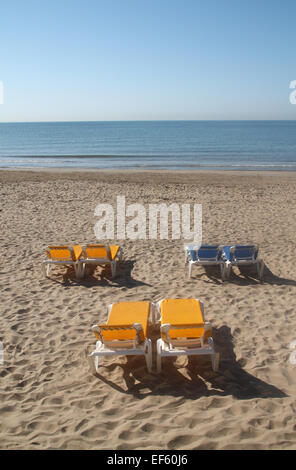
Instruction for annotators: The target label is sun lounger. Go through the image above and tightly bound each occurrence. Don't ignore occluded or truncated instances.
[155,298,219,373]
[42,245,83,279]
[88,301,153,373]
[184,244,226,280]
[80,244,122,278]
[222,244,264,280]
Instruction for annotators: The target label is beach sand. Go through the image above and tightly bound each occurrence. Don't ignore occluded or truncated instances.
[0,168,296,450]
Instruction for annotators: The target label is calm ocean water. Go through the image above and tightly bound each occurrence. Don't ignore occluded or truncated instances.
[0,121,296,170]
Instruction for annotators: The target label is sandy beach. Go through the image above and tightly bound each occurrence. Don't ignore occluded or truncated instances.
[0,168,296,450]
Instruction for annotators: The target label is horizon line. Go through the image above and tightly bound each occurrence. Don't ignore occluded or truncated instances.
[0,119,296,124]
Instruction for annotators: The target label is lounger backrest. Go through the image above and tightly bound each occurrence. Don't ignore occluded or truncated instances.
[199,245,221,259]
[83,244,110,260]
[231,245,258,261]
[47,246,74,261]
[159,298,208,341]
[94,323,145,343]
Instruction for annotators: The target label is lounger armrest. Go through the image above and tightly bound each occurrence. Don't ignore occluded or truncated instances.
[160,322,209,344]
[201,322,212,346]
[155,298,166,322]
[92,325,104,342]
[160,323,173,344]
[132,323,145,343]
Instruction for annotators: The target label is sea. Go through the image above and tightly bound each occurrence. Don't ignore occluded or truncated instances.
[0,120,296,171]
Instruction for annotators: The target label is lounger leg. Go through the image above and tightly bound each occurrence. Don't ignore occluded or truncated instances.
[156,340,162,373]
[150,303,156,327]
[88,354,99,375]
[188,261,192,278]
[81,263,85,279]
[260,260,264,280]
[75,263,80,280]
[258,260,264,280]
[111,261,116,278]
[43,263,50,277]
[80,262,85,279]
[212,352,220,372]
[225,262,231,279]
[220,264,225,281]
[145,340,153,373]
[74,263,83,280]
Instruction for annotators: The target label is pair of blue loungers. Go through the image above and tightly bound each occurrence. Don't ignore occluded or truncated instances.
[184,244,264,281]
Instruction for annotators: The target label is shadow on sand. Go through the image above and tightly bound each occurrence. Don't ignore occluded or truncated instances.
[45,259,151,289]
[189,265,225,285]
[191,264,296,287]
[90,325,287,400]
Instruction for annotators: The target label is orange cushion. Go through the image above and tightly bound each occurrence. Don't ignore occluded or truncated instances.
[99,301,150,341]
[161,298,205,339]
[47,246,73,260]
[84,245,108,259]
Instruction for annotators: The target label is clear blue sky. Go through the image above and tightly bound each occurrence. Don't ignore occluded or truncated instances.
[0,0,296,121]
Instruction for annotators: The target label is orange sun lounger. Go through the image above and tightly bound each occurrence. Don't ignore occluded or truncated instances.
[42,245,83,279]
[80,244,122,278]
[155,298,219,373]
[88,301,152,373]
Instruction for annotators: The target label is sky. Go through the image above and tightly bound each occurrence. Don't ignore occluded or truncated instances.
[0,0,296,121]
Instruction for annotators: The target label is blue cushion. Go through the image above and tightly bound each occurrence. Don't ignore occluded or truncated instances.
[198,249,219,260]
[223,245,258,261]
[234,249,254,259]
[190,245,221,261]
[235,245,257,259]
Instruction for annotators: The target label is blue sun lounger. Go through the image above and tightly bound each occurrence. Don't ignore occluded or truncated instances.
[184,244,226,280]
[222,244,264,280]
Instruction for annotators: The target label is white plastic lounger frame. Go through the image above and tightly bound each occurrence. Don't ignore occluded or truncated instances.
[184,243,201,265]
[88,324,153,374]
[42,247,83,280]
[184,244,226,280]
[88,304,152,374]
[155,299,220,373]
[80,245,122,279]
[225,244,264,280]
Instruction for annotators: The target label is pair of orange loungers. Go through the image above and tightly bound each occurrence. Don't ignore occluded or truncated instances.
[87,298,219,374]
[42,244,122,279]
